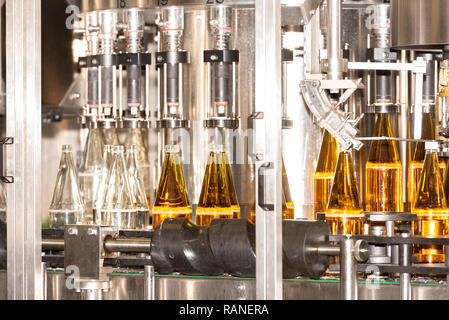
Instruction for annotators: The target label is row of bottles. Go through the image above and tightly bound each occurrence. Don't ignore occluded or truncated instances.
[49,127,297,230]
[49,127,152,229]
[314,112,449,263]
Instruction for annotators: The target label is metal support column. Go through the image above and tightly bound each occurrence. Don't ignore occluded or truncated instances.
[254,0,283,300]
[6,0,43,300]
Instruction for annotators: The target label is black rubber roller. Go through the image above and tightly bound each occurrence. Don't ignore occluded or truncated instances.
[282,220,330,279]
[150,218,224,276]
[209,219,256,278]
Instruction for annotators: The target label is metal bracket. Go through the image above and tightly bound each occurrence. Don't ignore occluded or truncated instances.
[0,137,13,183]
[300,80,363,152]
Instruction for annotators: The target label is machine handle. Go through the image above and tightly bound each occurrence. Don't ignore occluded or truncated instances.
[0,137,13,183]
[257,162,275,211]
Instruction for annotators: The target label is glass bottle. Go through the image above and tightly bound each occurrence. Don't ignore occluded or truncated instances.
[326,151,364,236]
[124,128,152,208]
[79,128,105,223]
[314,130,339,217]
[410,113,446,208]
[196,145,234,226]
[412,142,449,263]
[103,128,121,146]
[221,150,240,219]
[126,145,151,230]
[100,145,136,230]
[365,113,403,212]
[152,145,192,229]
[49,145,85,228]
[282,157,295,219]
[0,182,6,223]
[93,145,114,225]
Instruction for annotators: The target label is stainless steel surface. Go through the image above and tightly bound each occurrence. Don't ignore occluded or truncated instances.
[340,236,357,300]
[6,0,43,300]
[144,265,155,300]
[254,0,283,300]
[42,262,47,300]
[391,0,449,48]
[0,270,444,300]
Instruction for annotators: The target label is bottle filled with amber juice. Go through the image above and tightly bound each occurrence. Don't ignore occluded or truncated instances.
[196,145,234,226]
[314,130,339,217]
[410,111,446,209]
[221,149,240,219]
[152,145,192,229]
[365,113,403,212]
[325,150,364,235]
[412,141,449,263]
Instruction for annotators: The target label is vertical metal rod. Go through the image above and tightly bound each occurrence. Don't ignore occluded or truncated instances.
[414,58,424,139]
[145,64,151,119]
[445,245,449,299]
[386,220,394,258]
[340,236,357,300]
[42,262,47,300]
[178,63,184,118]
[255,0,283,300]
[399,243,412,300]
[98,66,103,118]
[119,64,123,119]
[327,0,343,80]
[399,50,409,208]
[112,66,117,119]
[144,265,155,300]
[6,0,43,300]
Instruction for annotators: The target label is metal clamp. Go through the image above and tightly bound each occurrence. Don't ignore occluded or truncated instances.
[0,137,13,183]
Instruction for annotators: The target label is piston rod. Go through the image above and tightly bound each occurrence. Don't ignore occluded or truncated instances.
[42,237,152,254]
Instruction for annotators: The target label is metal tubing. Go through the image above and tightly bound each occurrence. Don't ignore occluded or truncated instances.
[104,238,152,254]
[399,50,409,207]
[317,244,340,257]
[144,265,155,300]
[42,262,47,300]
[42,238,64,251]
[327,0,342,80]
[340,236,357,300]
[399,232,412,300]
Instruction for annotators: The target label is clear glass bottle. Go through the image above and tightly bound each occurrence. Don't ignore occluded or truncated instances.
[124,128,152,208]
[326,151,364,236]
[126,145,151,230]
[365,113,403,212]
[49,145,85,228]
[196,145,234,226]
[152,145,192,229]
[410,113,446,208]
[221,150,240,219]
[314,130,339,217]
[93,145,114,225]
[79,128,105,223]
[412,142,449,263]
[100,145,136,230]
[103,128,121,146]
[0,182,6,223]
